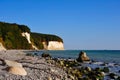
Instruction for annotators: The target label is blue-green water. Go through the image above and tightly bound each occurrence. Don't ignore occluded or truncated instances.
[37,50,120,64]
[31,50,120,78]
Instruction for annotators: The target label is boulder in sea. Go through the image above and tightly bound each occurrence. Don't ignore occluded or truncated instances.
[41,53,51,58]
[85,66,92,72]
[117,76,120,80]
[8,66,27,76]
[103,67,109,73]
[76,51,90,62]
[26,53,34,56]
[109,73,117,79]
[100,72,105,76]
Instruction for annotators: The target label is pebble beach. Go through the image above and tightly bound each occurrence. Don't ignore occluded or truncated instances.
[0,50,69,80]
[0,50,120,80]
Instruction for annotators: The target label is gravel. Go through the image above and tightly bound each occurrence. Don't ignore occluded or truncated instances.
[0,50,70,80]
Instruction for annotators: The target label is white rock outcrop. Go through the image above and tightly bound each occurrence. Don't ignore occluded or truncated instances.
[32,45,38,50]
[47,41,64,50]
[21,32,38,50]
[0,43,6,51]
[21,32,64,50]
[21,32,31,43]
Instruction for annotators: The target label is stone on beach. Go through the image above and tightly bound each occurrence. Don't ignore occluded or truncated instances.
[47,77,52,80]
[77,51,90,62]
[0,50,119,80]
[0,50,69,80]
[3,59,27,76]
[4,60,22,67]
[8,66,27,76]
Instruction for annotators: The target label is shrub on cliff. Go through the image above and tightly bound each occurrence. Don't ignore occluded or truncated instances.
[31,32,63,49]
[0,22,32,49]
[0,21,63,50]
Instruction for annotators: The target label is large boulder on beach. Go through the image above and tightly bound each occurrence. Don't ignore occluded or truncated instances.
[4,60,22,67]
[77,51,90,62]
[4,60,27,76]
[8,66,27,76]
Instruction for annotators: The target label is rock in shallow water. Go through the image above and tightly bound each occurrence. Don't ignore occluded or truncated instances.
[100,72,105,76]
[85,66,92,72]
[41,53,51,58]
[77,51,90,62]
[103,67,109,73]
[109,73,118,79]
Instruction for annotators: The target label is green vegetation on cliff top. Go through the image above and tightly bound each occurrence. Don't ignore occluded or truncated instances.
[0,22,63,49]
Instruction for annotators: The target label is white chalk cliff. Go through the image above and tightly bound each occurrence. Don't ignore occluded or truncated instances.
[47,41,64,50]
[0,32,64,50]
[21,32,64,50]
[21,32,31,43]
[0,22,64,50]
[21,32,38,50]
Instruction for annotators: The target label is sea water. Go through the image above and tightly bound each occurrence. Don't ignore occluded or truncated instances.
[37,50,120,64]
[28,50,120,78]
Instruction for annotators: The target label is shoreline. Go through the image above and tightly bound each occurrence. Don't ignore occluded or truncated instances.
[0,50,120,80]
[0,50,69,80]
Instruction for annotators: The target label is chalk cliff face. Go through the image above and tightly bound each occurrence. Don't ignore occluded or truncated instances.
[21,32,31,43]
[47,41,64,50]
[21,32,38,50]
[30,32,64,50]
[21,32,64,50]
[0,22,64,50]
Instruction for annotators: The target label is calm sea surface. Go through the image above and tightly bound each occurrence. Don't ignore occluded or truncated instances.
[36,50,120,64]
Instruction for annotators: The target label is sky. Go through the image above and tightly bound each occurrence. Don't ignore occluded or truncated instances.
[0,0,120,50]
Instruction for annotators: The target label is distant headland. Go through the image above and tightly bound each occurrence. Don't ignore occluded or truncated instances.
[0,22,64,50]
